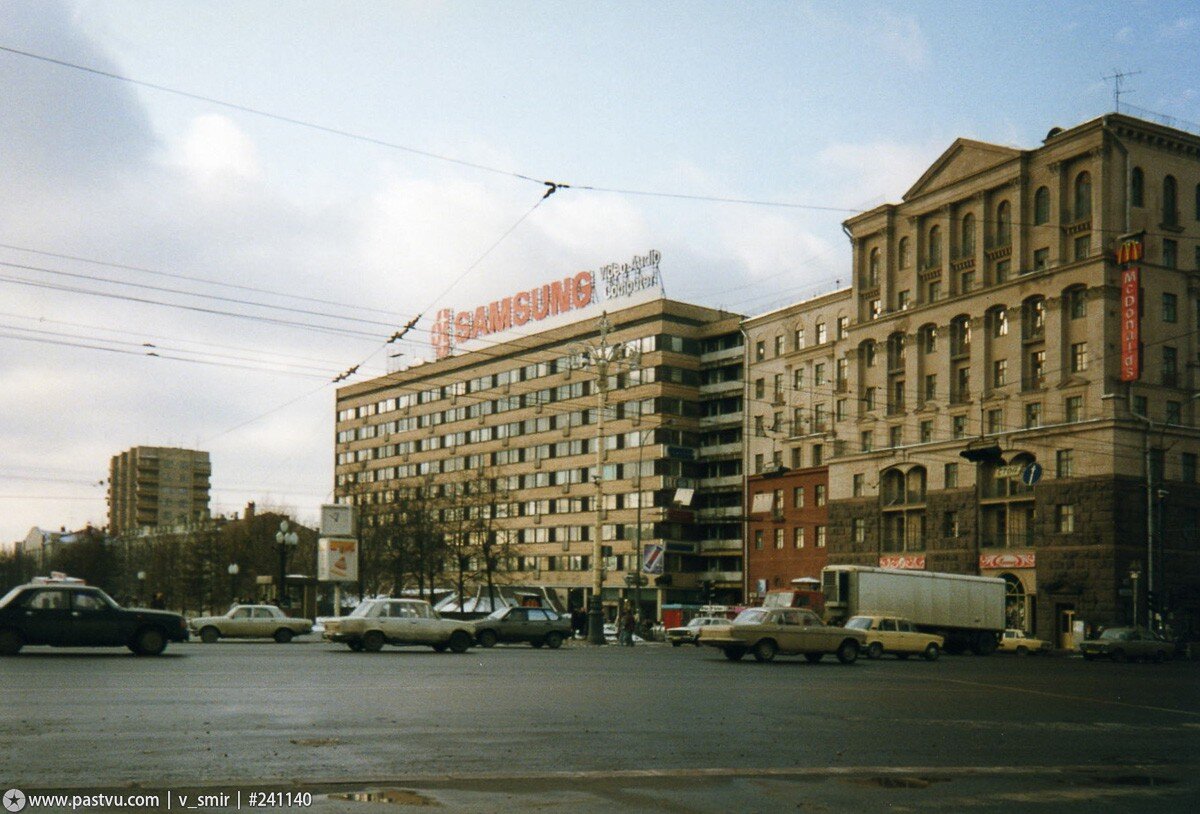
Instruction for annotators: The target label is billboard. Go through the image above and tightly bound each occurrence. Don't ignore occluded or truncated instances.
[1115,235,1143,383]
[318,537,358,582]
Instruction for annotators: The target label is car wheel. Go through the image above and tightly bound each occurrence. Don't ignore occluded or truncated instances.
[1016,645,1029,657]
[923,643,940,662]
[132,627,167,656]
[1110,649,1127,663]
[836,639,860,665]
[478,629,498,648]
[448,630,472,653]
[0,628,23,656]
[545,632,563,649]
[671,641,682,648]
[273,628,294,644]
[361,631,385,652]
[866,642,884,660]
[752,639,778,663]
[723,646,746,661]
[804,653,823,664]
[199,626,220,644]
[347,641,364,652]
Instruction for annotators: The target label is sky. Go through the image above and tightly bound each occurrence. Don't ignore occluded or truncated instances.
[1,0,1198,545]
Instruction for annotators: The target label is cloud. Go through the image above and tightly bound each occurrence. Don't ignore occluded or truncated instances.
[169,114,263,189]
[871,11,930,70]
[814,138,947,207]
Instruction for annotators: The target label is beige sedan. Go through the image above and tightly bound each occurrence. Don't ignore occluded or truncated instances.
[190,604,312,643]
[698,607,865,664]
[844,615,943,661]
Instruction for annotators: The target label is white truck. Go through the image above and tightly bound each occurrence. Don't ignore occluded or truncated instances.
[821,565,1006,655]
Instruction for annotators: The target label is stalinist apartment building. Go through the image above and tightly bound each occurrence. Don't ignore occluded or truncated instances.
[744,113,1200,645]
[334,258,745,618]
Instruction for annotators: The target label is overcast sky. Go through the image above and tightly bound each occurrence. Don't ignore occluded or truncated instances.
[1,0,1197,545]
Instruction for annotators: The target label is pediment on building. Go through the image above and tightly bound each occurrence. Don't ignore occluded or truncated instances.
[903,139,1022,202]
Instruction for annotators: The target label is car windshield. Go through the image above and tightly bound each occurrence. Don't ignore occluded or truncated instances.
[486,608,509,620]
[1099,629,1127,640]
[348,601,379,618]
[733,608,769,625]
[845,617,872,630]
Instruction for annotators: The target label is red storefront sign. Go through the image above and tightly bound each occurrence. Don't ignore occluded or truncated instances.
[879,555,926,570]
[979,552,1036,570]
[1120,267,1141,382]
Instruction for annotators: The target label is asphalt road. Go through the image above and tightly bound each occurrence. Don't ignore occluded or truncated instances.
[3,639,1199,812]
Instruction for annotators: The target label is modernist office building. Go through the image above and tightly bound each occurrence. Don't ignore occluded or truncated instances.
[108,446,212,536]
[743,113,1200,645]
[334,258,746,618]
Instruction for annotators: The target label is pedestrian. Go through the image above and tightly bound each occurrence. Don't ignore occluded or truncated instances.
[571,607,587,639]
[150,591,166,609]
[621,608,636,646]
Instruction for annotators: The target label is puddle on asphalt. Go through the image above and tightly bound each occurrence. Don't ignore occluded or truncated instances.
[329,789,439,806]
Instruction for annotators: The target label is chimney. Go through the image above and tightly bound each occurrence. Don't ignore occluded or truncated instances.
[245,501,256,520]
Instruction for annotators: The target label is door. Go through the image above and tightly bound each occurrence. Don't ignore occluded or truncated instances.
[1057,606,1076,650]
[227,606,253,637]
[20,588,74,646]
[69,590,123,646]
[252,607,279,636]
[502,608,530,643]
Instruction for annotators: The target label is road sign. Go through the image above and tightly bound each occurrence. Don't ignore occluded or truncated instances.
[995,464,1025,478]
[1022,462,1044,486]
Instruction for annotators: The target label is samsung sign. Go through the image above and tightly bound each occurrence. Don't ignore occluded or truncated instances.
[430,250,663,359]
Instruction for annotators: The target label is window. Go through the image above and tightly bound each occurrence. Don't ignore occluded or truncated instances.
[794,527,805,548]
[814,363,827,386]
[794,326,805,350]
[919,420,933,443]
[852,474,864,496]
[1024,297,1045,338]
[754,453,763,473]
[1166,400,1181,425]
[1133,395,1148,417]
[811,444,823,466]
[1070,343,1088,373]
[836,398,847,421]
[865,387,877,411]
[1025,402,1042,428]
[991,307,1008,337]
[815,485,826,506]
[864,340,877,367]
[1073,235,1090,261]
[960,270,975,293]
[996,201,1011,245]
[755,530,764,550]
[1163,240,1178,269]
[837,316,849,339]
[920,326,936,354]
[944,511,960,538]
[944,462,959,488]
[995,259,1010,282]
[1131,166,1144,207]
[1033,247,1049,270]
[775,528,785,549]
[774,334,784,356]
[1056,449,1074,478]
[961,213,976,254]
[992,359,1007,388]
[1162,292,1178,322]
[793,486,805,507]
[1163,175,1178,227]
[928,225,942,267]
[867,249,880,287]
[869,299,881,319]
[889,426,902,448]
[923,374,937,401]
[1034,186,1050,224]
[928,280,942,302]
[1057,504,1076,534]
[816,526,826,548]
[755,341,765,362]
[987,409,1003,435]
[860,431,873,452]
[1163,346,1178,387]
[1074,171,1091,220]
[898,290,911,310]
[754,415,765,437]
[853,518,866,544]
[754,378,765,399]
[1183,452,1197,483]
[773,373,784,401]
[1065,395,1082,423]
[793,368,804,388]
[816,322,827,344]
[899,237,911,268]
[952,415,967,439]
[1069,287,1086,319]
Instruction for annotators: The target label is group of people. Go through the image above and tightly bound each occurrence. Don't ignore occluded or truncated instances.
[568,603,643,645]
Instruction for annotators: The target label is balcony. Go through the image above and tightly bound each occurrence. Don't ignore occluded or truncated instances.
[700,412,742,429]
[699,539,742,554]
[698,570,744,583]
[699,474,743,490]
[701,345,744,364]
[699,379,743,396]
[700,442,741,457]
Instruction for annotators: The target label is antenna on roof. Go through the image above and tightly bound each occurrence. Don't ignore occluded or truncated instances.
[1102,69,1142,114]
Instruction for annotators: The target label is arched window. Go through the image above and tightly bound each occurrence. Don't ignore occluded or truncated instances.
[961,213,975,255]
[867,247,880,287]
[1033,186,1050,225]
[1131,167,1144,208]
[861,339,878,368]
[987,305,1008,338]
[1074,171,1092,220]
[898,237,911,269]
[887,332,906,372]
[918,324,937,354]
[928,225,942,267]
[996,201,1011,245]
[1022,296,1046,339]
[1163,175,1178,226]
[906,467,927,504]
[950,315,971,356]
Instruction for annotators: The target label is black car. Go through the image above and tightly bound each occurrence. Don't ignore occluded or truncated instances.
[0,582,189,656]
[470,606,572,648]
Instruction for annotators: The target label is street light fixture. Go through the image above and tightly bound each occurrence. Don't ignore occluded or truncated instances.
[275,520,299,607]
[228,563,240,603]
[136,571,146,606]
[577,311,641,644]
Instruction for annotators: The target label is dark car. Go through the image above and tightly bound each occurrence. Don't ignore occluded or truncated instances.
[0,582,189,656]
[471,606,572,649]
[1079,626,1173,663]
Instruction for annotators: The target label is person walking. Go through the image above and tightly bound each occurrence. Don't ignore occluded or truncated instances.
[620,607,636,646]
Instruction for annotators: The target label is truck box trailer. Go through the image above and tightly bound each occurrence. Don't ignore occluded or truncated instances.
[822,565,1006,655]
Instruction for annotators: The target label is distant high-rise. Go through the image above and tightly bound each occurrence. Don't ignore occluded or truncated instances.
[108,447,211,535]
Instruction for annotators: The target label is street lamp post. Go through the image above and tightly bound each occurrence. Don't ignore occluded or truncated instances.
[1129,563,1142,628]
[136,571,146,606]
[578,312,641,645]
[275,520,299,607]
[228,563,240,603]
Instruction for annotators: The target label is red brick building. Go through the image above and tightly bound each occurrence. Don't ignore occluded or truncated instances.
[745,466,829,604]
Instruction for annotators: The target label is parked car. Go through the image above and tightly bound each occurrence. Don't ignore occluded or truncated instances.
[844,614,943,661]
[1079,626,1173,663]
[997,628,1051,656]
[471,606,572,648]
[190,604,313,643]
[698,607,866,664]
[0,580,188,656]
[323,598,474,653]
[666,616,727,647]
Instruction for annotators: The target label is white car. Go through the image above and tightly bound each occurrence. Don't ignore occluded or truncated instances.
[322,598,474,653]
[998,628,1051,655]
[190,604,313,644]
[666,616,727,647]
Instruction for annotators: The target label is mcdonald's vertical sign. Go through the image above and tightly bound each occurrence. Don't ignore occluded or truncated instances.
[1116,234,1144,382]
